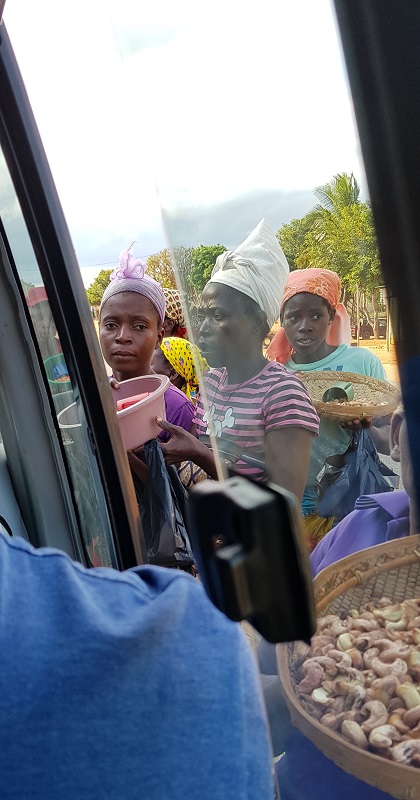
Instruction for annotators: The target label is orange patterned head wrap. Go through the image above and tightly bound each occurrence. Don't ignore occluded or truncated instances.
[267,268,351,363]
[280,268,342,311]
[162,288,187,338]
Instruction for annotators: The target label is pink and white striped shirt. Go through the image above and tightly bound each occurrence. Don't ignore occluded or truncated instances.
[194,362,319,482]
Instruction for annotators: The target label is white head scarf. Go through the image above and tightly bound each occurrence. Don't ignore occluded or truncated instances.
[208,219,289,328]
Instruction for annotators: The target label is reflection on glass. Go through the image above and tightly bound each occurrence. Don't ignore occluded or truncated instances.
[0,147,115,568]
[126,3,404,788]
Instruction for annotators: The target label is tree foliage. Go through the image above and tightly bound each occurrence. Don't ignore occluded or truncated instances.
[190,244,227,293]
[313,172,360,213]
[86,269,112,306]
[146,249,176,288]
[277,213,317,271]
[277,173,381,298]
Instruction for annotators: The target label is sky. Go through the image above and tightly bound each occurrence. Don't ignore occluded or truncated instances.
[3,0,367,289]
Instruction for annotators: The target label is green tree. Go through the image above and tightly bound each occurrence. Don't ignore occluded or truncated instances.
[277,213,317,271]
[86,269,112,306]
[190,244,227,293]
[277,172,382,333]
[313,171,361,213]
[146,249,176,288]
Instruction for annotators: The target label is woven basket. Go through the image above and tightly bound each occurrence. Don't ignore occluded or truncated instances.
[296,370,400,420]
[277,535,420,799]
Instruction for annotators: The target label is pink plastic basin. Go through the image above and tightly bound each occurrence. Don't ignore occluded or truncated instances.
[113,375,169,451]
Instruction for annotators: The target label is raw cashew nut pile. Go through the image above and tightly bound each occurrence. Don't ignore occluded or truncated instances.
[292,598,420,767]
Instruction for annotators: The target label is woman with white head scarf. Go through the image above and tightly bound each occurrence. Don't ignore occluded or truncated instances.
[156,220,319,500]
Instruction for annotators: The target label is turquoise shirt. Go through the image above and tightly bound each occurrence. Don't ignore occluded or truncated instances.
[285,344,387,515]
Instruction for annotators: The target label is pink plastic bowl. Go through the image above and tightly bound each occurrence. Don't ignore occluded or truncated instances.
[114,374,169,451]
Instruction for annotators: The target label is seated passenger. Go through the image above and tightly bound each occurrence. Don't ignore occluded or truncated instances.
[156,220,319,502]
[310,404,414,576]
[99,249,195,439]
[0,528,274,798]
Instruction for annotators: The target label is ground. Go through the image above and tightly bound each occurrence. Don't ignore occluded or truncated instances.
[362,338,399,384]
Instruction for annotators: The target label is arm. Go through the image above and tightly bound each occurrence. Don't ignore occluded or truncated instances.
[340,414,391,454]
[369,421,391,454]
[265,426,313,504]
[156,418,219,479]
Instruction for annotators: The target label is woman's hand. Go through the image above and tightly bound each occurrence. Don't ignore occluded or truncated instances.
[340,416,372,432]
[156,418,200,465]
[156,418,218,478]
[109,377,120,390]
[340,416,390,454]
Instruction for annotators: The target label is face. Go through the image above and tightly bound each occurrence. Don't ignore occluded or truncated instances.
[152,346,174,380]
[281,293,334,363]
[163,316,176,337]
[99,292,163,381]
[198,283,257,368]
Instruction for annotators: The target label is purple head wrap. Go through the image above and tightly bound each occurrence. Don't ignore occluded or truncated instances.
[99,249,166,323]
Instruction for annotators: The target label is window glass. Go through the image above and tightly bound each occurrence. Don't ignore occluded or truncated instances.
[0,147,116,568]
[4,4,408,794]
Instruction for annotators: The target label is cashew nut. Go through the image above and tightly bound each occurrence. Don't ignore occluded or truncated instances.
[403,705,420,728]
[371,657,408,679]
[361,700,389,733]
[363,647,380,670]
[374,604,404,623]
[369,675,399,706]
[336,633,354,651]
[320,711,347,730]
[344,683,367,711]
[341,720,369,749]
[303,656,338,678]
[369,724,401,749]
[298,661,324,694]
[390,740,420,765]
[396,683,420,710]
[387,712,410,734]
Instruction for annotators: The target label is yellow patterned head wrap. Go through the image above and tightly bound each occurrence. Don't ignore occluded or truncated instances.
[160,338,208,402]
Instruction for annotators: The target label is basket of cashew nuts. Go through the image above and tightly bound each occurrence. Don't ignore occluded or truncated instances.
[277,535,420,799]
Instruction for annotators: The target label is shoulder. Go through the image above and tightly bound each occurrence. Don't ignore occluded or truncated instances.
[165,383,192,408]
[260,361,310,391]
[0,530,240,647]
[341,345,386,377]
[203,368,224,388]
[261,362,316,401]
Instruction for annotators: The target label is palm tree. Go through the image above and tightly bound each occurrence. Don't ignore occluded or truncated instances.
[310,173,381,335]
[314,172,361,213]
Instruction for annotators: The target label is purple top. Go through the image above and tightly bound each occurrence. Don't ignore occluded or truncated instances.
[310,490,410,577]
[160,384,195,442]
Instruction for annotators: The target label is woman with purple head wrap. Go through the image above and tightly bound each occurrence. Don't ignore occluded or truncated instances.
[99,248,195,439]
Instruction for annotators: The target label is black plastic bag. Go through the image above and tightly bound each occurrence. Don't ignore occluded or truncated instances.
[316,428,397,521]
[133,439,194,568]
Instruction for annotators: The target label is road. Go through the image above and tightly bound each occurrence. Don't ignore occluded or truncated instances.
[361,338,399,384]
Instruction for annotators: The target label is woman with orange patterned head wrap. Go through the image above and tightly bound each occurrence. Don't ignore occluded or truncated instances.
[267,268,351,363]
[267,268,390,552]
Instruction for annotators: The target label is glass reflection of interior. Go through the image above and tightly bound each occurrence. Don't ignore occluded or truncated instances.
[0,147,115,569]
